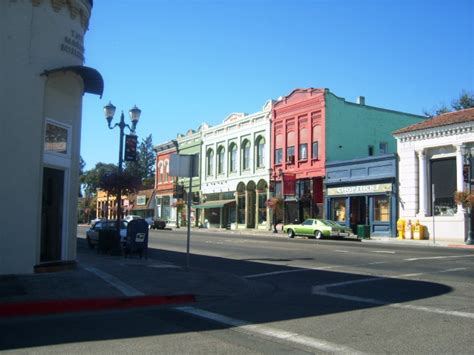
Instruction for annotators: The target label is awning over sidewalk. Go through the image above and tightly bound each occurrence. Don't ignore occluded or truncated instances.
[194,199,235,209]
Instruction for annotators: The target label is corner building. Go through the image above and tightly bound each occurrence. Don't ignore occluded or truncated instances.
[0,0,103,274]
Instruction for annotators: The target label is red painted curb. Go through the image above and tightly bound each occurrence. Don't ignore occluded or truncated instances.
[448,244,474,249]
[0,294,196,318]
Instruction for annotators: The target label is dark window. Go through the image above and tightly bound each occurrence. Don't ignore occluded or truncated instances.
[237,195,246,223]
[258,193,267,223]
[368,145,374,156]
[379,142,388,155]
[431,158,457,216]
[287,146,295,158]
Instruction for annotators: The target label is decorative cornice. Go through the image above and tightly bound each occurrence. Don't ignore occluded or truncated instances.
[32,0,91,30]
[395,121,474,143]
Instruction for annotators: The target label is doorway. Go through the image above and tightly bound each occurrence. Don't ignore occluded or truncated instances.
[41,167,64,262]
[350,196,367,233]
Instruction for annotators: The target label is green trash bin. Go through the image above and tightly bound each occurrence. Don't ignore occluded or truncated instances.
[357,224,370,239]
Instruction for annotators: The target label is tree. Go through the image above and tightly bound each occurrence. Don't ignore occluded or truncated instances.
[99,171,141,197]
[423,90,474,117]
[81,162,117,197]
[124,134,156,189]
[78,156,86,197]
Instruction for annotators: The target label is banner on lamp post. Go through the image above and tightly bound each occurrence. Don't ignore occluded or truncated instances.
[124,135,137,161]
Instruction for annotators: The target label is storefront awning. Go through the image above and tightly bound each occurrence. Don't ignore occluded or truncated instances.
[194,199,235,209]
[41,66,104,97]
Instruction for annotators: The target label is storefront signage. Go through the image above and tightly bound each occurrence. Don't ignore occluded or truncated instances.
[60,29,84,61]
[137,195,146,206]
[327,183,392,196]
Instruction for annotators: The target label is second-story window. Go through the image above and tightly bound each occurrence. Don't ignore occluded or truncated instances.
[256,136,265,168]
[287,146,295,162]
[242,140,250,170]
[229,143,237,173]
[275,148,282,164]
[312,141,319,159]
[206,148,214,176]
[368,145,374,156]
[299,143,308,160]
[217,146,225,175]
[379,142,388,155]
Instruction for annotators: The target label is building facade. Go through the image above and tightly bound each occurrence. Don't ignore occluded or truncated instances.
[154,141,177,225]
[0,0,103,274]
[175,125,206,227]
[199,101,273,229]
[394,108,474,243]
[96,190,130,220]
[271,88,425,224]
[325,155,398,237]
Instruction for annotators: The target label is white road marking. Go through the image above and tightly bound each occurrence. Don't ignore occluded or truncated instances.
[312,290,474,320]
[312,267,471,319]
[334,250,349,253]
[176,306,365,354]
[404,255,474,261]
[85,267,144,296]
[370,250,396,254]
[244,266,337,279]
[367,261,387,265]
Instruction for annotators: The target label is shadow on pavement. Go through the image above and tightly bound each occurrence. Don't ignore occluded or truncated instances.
[0,238,453,351]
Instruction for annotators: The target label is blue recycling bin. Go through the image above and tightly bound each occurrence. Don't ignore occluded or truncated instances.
[123,219,149,259]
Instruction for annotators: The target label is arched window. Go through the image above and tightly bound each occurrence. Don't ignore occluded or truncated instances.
[206,148,214,176]
[229,143,237,173]
[217,146,225,175]
[242,140,251,170]
[158,161,164,183]
[256,136,265,168]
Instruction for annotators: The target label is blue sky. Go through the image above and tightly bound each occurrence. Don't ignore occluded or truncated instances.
[81,0,474,170]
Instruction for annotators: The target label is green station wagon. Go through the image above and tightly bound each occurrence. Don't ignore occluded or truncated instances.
[283,219,355,239]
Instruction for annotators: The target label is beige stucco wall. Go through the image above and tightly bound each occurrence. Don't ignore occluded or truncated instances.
[0,0,92,274]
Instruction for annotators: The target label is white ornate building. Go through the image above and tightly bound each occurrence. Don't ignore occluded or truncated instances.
[394,108,474,243]
[199,100,273,229]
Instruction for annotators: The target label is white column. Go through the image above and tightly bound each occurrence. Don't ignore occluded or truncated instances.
[417,149,427,217]
[455,144,466,215]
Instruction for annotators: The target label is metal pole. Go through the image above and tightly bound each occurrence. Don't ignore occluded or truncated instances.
[466,157,474,245]
[186,158,193,270]
[116,111,125,240]
[432,183,435,245]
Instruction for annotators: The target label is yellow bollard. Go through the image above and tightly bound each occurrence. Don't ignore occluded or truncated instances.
[396,218,406,239]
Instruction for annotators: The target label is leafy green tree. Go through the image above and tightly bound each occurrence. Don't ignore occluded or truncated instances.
[424,90,474,117]
[81,162,117,197]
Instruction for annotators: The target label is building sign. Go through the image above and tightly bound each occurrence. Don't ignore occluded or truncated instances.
[282,173,296,195]
[60,29,84,61]
[136,195,146,206]
[327,183,392,196]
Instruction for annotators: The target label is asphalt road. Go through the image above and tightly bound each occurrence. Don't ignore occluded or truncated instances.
[3,227,473,354]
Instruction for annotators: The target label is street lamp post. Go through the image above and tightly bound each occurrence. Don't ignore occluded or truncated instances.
[461,145,474,245]
[103,101,141,240]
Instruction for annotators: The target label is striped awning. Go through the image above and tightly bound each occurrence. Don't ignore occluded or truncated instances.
[194,199,235,209]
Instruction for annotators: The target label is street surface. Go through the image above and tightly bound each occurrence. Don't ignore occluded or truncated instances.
[1,226,473,354]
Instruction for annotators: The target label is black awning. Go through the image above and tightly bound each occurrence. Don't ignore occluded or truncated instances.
[41,66,104,97]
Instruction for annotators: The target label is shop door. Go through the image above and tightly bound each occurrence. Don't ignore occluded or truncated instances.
[41,167,64,262]
[350,196,367,232]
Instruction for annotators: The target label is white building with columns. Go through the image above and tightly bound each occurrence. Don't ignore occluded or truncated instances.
[199,100,273,230]
[394,108,474,243]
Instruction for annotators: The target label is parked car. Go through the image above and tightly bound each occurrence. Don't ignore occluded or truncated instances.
[90,217,103,227]
[86,220,128,249]
[124,215,143,222]
[283,218,355,239]
[145,217,166,230]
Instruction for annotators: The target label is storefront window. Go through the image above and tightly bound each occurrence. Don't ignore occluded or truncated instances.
[373,196,390,222]
[331,198,346,222]
[237,195,246,224]
[258,193,267,224]
[431,158,457,216]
